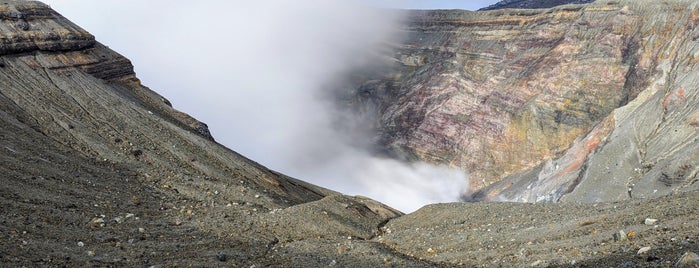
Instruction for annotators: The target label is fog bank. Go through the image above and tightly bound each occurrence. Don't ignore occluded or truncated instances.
[45,0,469,212]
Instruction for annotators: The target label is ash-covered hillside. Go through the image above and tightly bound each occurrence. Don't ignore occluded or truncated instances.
[1,0,698,267]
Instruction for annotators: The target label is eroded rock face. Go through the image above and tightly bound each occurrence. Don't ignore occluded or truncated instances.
[354,2,638,192]
[350,0,699,203]
[479,0,595,11]
[471,0,699,202]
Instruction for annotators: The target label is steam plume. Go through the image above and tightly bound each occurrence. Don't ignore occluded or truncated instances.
[45,0,469,212]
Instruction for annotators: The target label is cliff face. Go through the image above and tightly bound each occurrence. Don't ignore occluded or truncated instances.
[351,0,699,202]
[479,0,595,11]
[477,0,699,203]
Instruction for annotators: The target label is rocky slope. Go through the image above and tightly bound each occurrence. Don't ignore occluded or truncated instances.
[350,0,699,203]
[0,1,408,266]
[1,0,698,267]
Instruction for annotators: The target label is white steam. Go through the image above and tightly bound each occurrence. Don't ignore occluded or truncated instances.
[45,0,469,212]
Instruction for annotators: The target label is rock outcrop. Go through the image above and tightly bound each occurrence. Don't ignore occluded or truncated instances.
[350,0,699,203]
[479,0,595,11]
[2,0,698,267]
[475,0,699,203]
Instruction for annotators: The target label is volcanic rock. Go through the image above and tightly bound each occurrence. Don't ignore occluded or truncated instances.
[676,252,699,268]
[352,1,638,193]
[348,0,699,203]
[1,0,698,267]
[479,0,595,11]
[471,0,699,203]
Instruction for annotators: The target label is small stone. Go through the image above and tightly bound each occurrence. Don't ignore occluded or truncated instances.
[77,241,84,247]
[254,194,260,198]
[125,213,135,219]
[87,251,95,257]
[216,252,228,262]
[637,246,651,255]
[627,231,637,239]
[113,216,124,224]
[613,230,628,242]
[138,228,145,233]
[530,260,543,267]
[644,218,658,225]
[676,252,699,268]
[91,218,105,227]
[427,248,436,254]
[618,261,636,268]
[337,246,350,254]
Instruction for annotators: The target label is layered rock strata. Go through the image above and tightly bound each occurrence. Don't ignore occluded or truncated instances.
[479,0,595,11]
[351,0,699,202]
[475,0,699,202]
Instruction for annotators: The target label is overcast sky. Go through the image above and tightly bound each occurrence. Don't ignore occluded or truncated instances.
[40,1,499,212]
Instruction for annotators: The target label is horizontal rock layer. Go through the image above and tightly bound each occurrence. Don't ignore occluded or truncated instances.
[472,0,699,202]
[354,1,636,192]
[0,1,93,54]
[350,0,699,202]
[479,0,595,11]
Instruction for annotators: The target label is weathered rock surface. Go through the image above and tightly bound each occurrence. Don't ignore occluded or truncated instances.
[479,0,595,11]
[350,0,699,203]
[471,0,699,203]
[1,0,698,267]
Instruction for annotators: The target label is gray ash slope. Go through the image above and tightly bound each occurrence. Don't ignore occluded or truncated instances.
[0,0,698,267]
[480,0,595,10]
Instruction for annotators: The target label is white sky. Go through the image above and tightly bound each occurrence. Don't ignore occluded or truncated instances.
[38,1,497,212]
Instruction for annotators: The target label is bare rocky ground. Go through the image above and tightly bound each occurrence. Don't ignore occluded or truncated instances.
[2,136,697,267]
[1,1,698,267]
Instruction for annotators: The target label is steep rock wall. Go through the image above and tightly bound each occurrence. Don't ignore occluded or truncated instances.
[355,1,641,192]
[476,0,699,202]
[479,0,595,11]
[351,0,699,202]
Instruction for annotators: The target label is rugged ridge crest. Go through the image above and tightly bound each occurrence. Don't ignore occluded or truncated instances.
[479,0,595,11]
